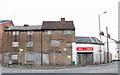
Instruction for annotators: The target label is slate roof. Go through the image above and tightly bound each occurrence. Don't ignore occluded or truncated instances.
[0,20,12,25]
[42,21,75,30]
[76,36,104,45]
[5,25,42,31]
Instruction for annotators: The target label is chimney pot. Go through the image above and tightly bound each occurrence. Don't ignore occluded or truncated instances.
[24,24,29,27]
[61,18,65,22]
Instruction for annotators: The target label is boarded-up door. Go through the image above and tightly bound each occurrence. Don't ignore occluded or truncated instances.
[4,53,9,64]
[78,53,93,65]
[86,54,93,65]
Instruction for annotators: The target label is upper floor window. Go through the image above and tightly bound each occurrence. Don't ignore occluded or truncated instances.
[26,41,33,47]
[13,31,19,35]
[50,40,60,47]
[44,31,52,35]
[12,42,19,47]
[27,31,33,35]
[64,30,72,34]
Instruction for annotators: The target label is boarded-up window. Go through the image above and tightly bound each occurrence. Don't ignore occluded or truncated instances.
[27,31,33,35]
[13,31,19,35]
[26,52,35,61]
[66,43,72,47]
[64,30,72,34]
[44,31,52,35]
[25,52,41,64]
[12,42,19,47]
[50,40,60,47]
[25,52,49,65]
[26,41,33,47]
[12,55,18,60]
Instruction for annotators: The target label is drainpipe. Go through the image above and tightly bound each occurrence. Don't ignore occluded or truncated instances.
[41,31,43,65]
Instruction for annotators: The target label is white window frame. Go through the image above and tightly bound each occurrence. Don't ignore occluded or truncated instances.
[26,41,33,47]
[12,42,19,47]
[12,31,16,35]
[27,31,33,35]
[44,31,52,35]
[13,31,19,35]
[64,30,72,34]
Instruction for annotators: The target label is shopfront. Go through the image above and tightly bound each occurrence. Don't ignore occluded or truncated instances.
[72,37,105,65]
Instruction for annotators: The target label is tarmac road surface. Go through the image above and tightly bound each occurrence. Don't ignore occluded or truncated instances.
[1,61,119,73]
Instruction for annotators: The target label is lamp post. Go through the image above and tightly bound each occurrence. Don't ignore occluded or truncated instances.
[18,48,23,66]
[106,27,110,63]
[100,27,110,63]
[98,11,107,64]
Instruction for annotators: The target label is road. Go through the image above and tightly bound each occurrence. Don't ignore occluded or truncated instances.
[1,61,119,73]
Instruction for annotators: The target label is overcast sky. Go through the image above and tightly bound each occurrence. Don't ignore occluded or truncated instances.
[0,0,119,40]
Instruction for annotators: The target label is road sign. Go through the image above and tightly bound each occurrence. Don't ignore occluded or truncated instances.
[99,50,102,52]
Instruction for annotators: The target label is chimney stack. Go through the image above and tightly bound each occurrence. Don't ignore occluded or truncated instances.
[24,24,29,27]
[61,18,65,23]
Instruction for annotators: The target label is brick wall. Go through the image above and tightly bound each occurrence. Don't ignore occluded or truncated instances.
[0,21,14,54]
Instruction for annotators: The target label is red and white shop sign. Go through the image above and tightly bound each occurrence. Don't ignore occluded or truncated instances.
[76,47,94,51]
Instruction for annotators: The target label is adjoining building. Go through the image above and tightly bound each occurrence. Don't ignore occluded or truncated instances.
[0,20,14,61]
[2,25,42,65]
[41,18,75,65]
[2,18,75,65]
[72,36,112,65]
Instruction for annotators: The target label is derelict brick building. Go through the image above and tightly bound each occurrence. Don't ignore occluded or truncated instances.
[2,18,75,65]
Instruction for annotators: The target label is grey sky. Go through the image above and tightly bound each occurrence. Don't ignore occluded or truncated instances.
[0,0,119,40]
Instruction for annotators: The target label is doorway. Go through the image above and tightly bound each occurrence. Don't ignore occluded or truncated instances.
[77,52,93,65]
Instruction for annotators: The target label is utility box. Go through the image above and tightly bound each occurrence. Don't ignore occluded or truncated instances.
[72,61,75,65]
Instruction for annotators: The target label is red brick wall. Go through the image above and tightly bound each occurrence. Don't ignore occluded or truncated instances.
[0,21,14,54]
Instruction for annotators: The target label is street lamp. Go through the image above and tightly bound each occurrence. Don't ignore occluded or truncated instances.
[18,48,23,66]
[63,48,67,51]
[98,11,107,64]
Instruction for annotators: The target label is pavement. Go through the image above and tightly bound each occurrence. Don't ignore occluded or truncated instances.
[1,61,119,73]
[0,62,2,75]
[2,64,82,70]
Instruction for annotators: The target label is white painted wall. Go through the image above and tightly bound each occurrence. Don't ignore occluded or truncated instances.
[72,43,106,65]
[92,45,106,64]
[102,36,118,60]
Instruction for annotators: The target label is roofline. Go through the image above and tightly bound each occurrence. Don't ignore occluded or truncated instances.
[41,29,75,30]
[75,36,104,45]
[0,20,13,25]
[5,29,75,31]
[76,42,104,45]
[76,36,96,38]
[42,21,73,22]
[5,30,42,31]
